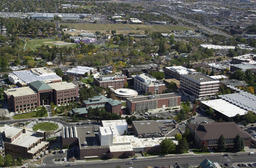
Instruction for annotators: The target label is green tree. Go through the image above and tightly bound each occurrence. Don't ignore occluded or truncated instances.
[169,34,175,45]
[233,135,244,152]
[55,68,64,77]
[231,70,246,81]
[0,155,4,167]
[4,154,13,167]
[217,135,226,152]
[175,133,182,141]
[150,71,165,80]
[15,157,22,166]
[160,139,176,155]
[177,138,189,154]
[158,38,166,55]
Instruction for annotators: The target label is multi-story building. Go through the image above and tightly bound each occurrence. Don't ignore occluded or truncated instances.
[0,125,49,159]
[4,81,79,112]
[188,122,251,149]
[133,73,166,94]
[122,64,158,77]
[164,66,196,80]
[127,93,181,114]
[180,73,219,99]
[94,75,127,89]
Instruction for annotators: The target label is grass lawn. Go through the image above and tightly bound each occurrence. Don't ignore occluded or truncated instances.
[33,122,58,132]
[13,111,47,119]
[63,23,191,34]
[25,38,75,51]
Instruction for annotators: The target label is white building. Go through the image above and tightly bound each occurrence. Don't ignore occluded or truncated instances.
[130,18,142,24]
[134,73,166,94]
[200,44,236,50]
[99,127,113,146]
[101,120,128,135]
[66,66,96,76]
[99,120,176,153]
[164,66,196,79]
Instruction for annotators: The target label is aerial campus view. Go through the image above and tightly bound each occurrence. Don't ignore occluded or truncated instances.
[0,0,256,168]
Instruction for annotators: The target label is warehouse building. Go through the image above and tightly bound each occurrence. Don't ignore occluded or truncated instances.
[219,91,256,113]
[127,93,181,114]
[180,73,220,99]
[8,67,62,86]
[134,73,166,94]
[201,99,248,118]
[0,125,48,159]
[4,81,78,112]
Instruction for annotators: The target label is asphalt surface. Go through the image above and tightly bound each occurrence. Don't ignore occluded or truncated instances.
[41,153,256,168]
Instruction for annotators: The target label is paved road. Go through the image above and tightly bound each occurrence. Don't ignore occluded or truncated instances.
[158,10,232,38]
[41,153,256,168]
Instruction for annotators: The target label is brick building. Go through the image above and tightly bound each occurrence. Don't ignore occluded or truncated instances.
[5,81,79,112]
[133,73,166,94]
[0,125,48,159]
[127,93,181,114]
[94,75,127,89]
[188,122,251,149]
[83,95,122,115]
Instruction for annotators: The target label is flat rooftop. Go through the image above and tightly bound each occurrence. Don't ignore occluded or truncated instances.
[99,126,112,136]
[127,92,180,102]
[182,73,219,84]
[133,120,162,136]
[97,74,126,81]
[165,66,196,75]
[67,66,95,75]
[48,81,77,91]
[231,64,256,71]
[11,130,43,148]
[200,44,235,50]
[109,144,133,152]
[102,120,127,127]
[76,126,98,147]
[221,79,247,87]
[201,99,247,118]
[5,87,36,97]
[112,135,175,149]
[0,125,22,139]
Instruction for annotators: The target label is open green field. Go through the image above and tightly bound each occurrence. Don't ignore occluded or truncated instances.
[25,38,75,51]
[63,23,191,34]
[33,122,58,132]
[13,111,47,119]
